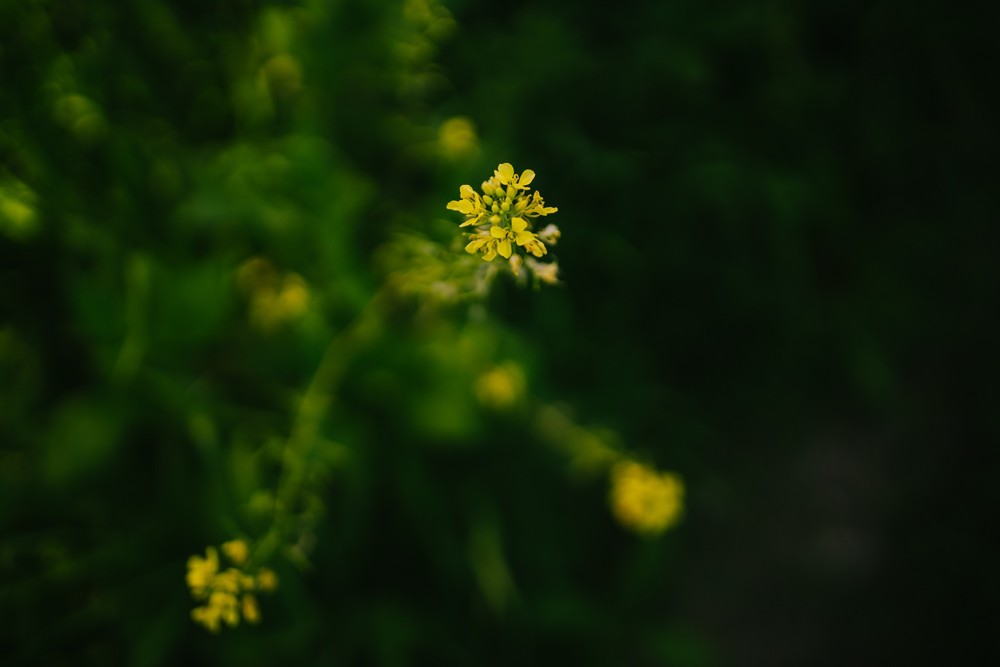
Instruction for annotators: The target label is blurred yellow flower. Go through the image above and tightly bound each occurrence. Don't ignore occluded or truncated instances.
[609,461,684,536]
[475,363,526,410]
[186,547,219,597]
[221,539,249,566]
[186,540,279,632]
[242,594,261,624]
[257,568,279,592]
[238,257,311,331]
[438,116,478,158]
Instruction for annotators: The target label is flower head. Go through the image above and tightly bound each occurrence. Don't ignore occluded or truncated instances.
[221,539,249,566]
[186,540,279,632]
[447,163,561,282]
[609,461,684,536]
[186,547,219,597]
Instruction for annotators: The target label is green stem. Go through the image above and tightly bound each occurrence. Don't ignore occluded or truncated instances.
[254,290,387,565]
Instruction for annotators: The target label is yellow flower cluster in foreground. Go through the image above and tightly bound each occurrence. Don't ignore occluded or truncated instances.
[447,163,561,284]
[609,461,684,536]
[186,540,278,632]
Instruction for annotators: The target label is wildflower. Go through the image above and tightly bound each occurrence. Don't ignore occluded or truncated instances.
[221,539,249,566]
[186,540,279,632]
[447,163,560,273]
[609,460,684,536]
[186,547,219,597]
[257,568,279,592]
[242,594,261,624]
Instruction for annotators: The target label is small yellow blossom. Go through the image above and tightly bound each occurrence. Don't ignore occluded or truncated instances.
[257,568,279,592]
[221,539,249,566]
[212,568,243,594]
[186,547,219,597]
[242,594,261,624]
[447,163,560,274]
[609,460,684,536]
[186,540,279,632]
[238,257,311,331]
[191,602,224,633]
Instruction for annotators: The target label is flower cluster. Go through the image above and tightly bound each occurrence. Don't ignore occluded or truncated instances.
[609,461,684,536]
[447,163,560,283]
[186,540,279,632]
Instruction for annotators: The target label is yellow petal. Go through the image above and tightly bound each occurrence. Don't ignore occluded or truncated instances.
[496,163,514,183]
[483,243,497,261]
[448,199,475,214]
[518,170,535,186]
[460,184,476,199]
[242,594,261,624]
[256,568,279,592]
[490,225,506,239]
[465,238,485,253]
[497,239,512,258]
[511,217,527,233]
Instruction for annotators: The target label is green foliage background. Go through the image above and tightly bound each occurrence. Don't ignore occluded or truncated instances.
[1,0,996,664]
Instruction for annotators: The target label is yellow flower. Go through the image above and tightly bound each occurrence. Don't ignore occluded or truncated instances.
[190,591,240,633]
[609,461,684,536]
[257,568,279,592]
[447,163,560,269]
[489,217,546,259]
[191,603,224,633]
[242,594,261,624]
[239,257,311,331]
[186,540,280,632]
[221,539,249,566]
[493,162,535,190]
[212,569,243,594]
[186,547,219,597]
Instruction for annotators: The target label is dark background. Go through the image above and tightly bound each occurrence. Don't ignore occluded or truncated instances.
[1,0,997,664]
